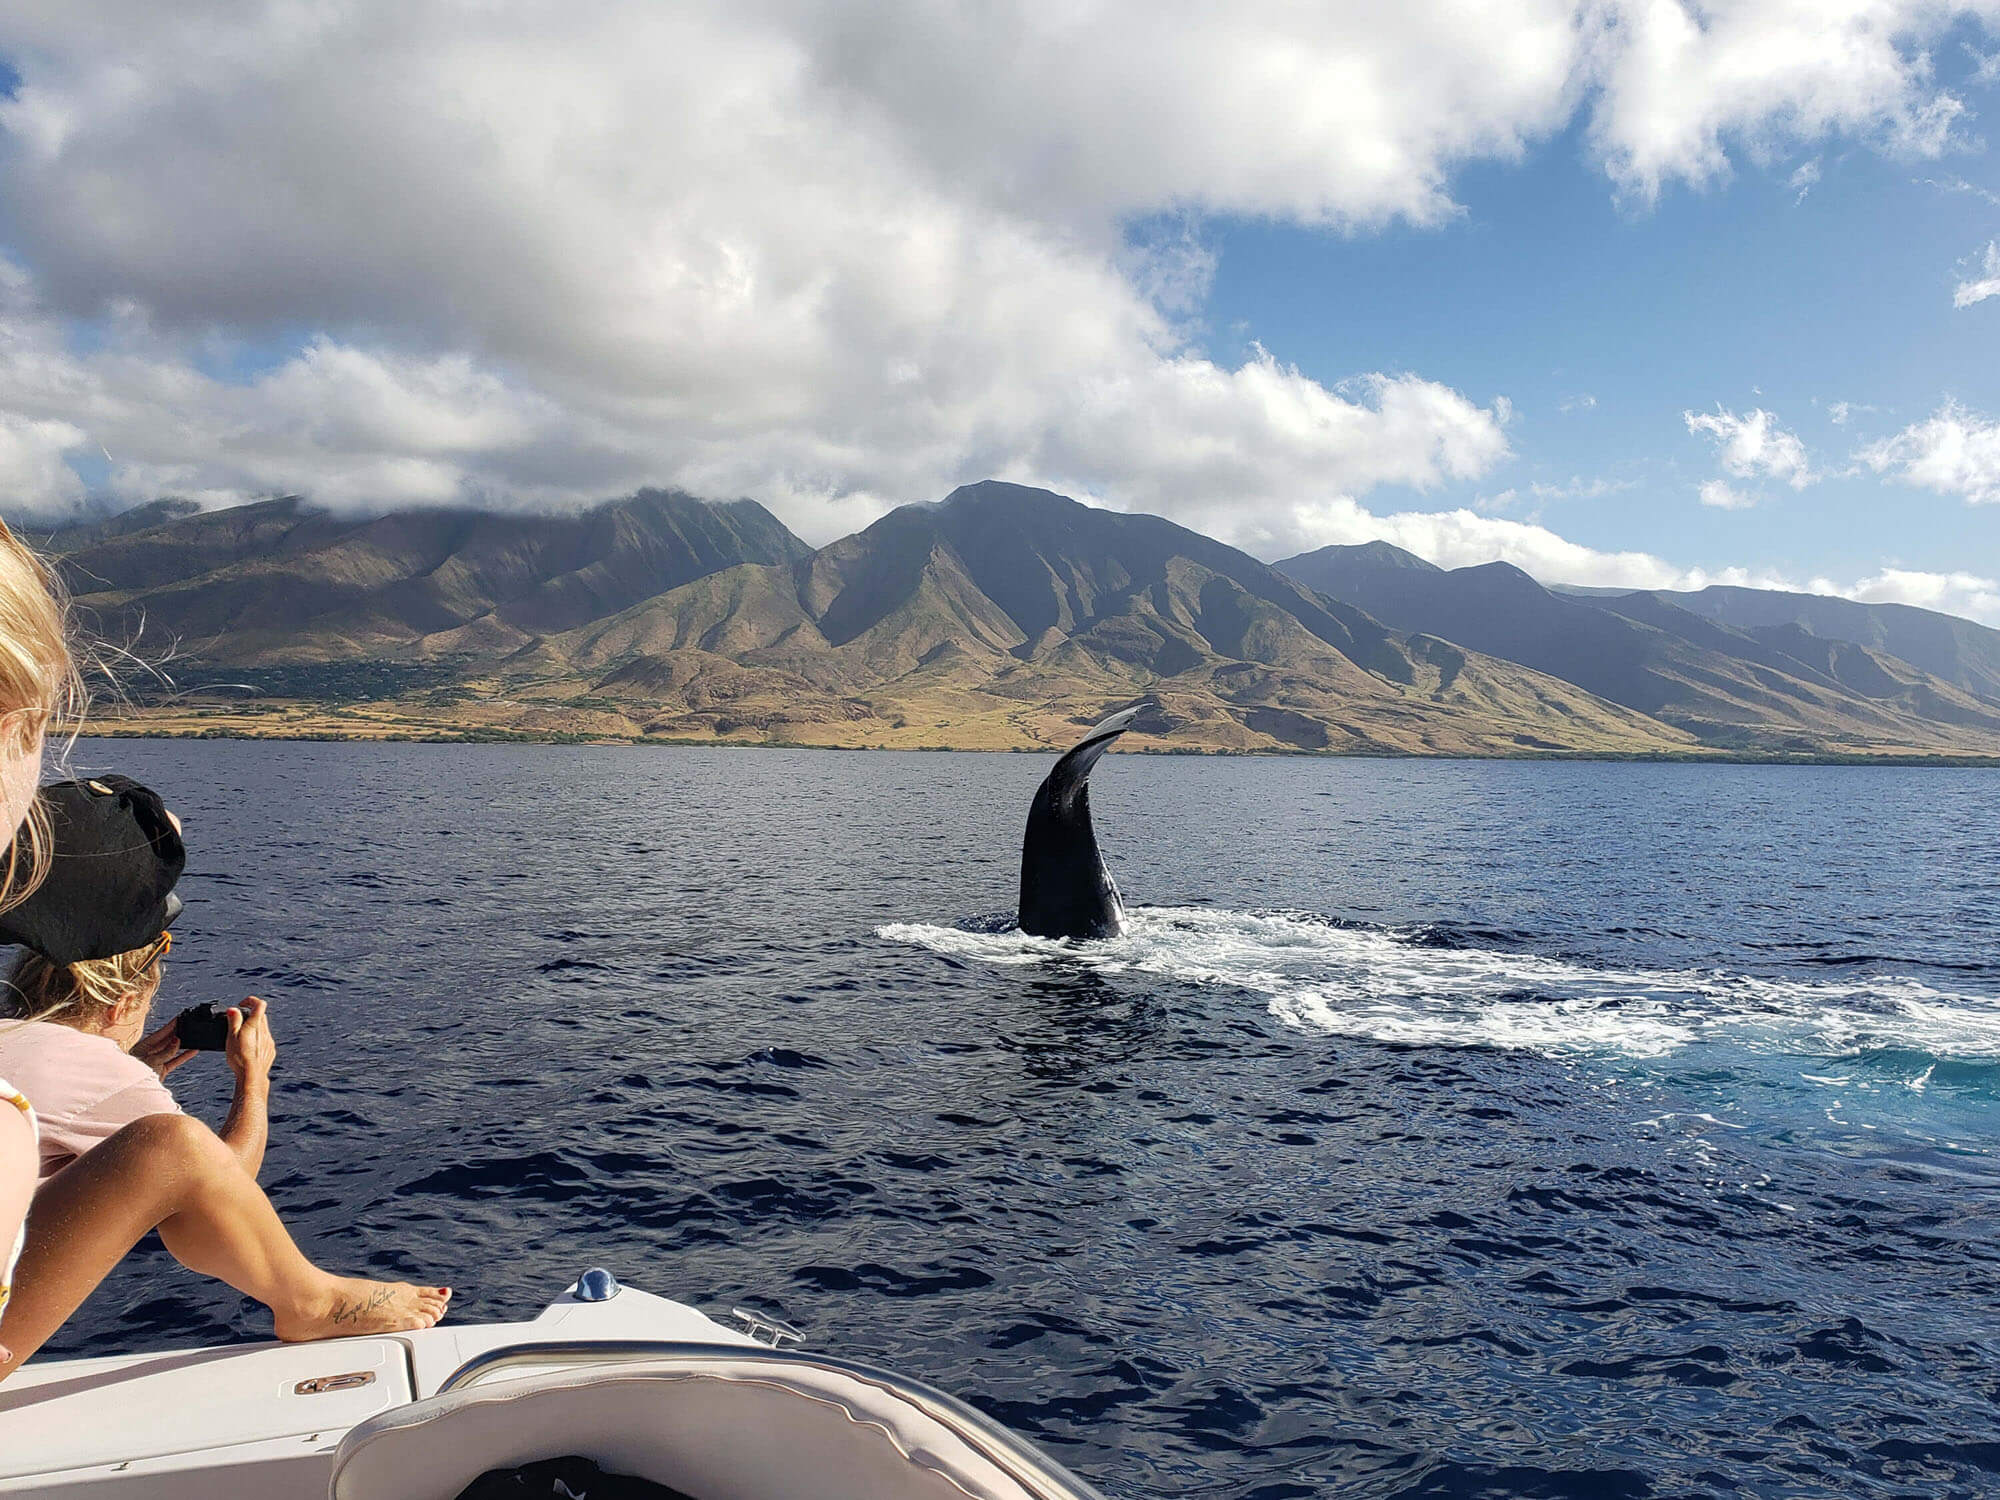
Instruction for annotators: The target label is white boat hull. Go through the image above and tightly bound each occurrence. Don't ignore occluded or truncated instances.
[0,1280,1105,1499]
[0,1282,754,1497]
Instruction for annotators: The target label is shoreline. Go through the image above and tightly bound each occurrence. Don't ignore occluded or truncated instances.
[76,724,2000,768]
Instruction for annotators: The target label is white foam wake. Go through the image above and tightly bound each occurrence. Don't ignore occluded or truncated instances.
[878,907,2000,1063]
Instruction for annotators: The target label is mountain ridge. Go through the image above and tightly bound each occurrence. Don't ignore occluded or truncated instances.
[1275,541,2000,754]
[21,487,2000,758]
[1628,584,2000,701]
[513,482,1687,753]
[54,489,812,665]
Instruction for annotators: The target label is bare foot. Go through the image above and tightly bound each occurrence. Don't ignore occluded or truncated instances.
[275,1277,451,1341]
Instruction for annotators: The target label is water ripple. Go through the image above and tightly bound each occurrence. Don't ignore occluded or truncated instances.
[38,742,2000,1499]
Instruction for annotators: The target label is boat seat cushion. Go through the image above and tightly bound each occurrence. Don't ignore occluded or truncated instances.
[456,1454,696,1500]
[329,1355,1060,1500]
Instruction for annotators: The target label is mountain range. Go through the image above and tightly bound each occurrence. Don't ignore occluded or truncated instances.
[25,483,2000,759]
[1275,543,2000,755]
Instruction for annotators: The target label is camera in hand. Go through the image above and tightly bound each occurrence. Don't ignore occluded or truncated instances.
[174,1002,231,1051]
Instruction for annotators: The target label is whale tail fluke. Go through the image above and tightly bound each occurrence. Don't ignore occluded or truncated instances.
[1039,707,1140,815]
[1018,706,1139,940]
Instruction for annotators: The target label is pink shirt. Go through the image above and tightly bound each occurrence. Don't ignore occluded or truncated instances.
[0,1023,179,1180]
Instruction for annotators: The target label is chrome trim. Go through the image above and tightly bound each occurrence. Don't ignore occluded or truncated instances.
[435,1340,1106,1500]
[294,1370,377,1395]
[727,1306,804,1348]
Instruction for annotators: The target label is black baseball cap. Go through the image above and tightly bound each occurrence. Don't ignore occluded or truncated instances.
[0,775,185,965]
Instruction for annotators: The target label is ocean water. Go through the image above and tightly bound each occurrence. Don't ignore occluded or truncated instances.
[38,740,2000,1499]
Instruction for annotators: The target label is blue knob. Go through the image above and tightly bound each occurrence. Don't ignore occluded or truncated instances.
[575,1267,621,1303]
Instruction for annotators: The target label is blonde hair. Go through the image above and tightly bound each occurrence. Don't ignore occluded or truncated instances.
[2,944,163,1025]
[0,518,83,914]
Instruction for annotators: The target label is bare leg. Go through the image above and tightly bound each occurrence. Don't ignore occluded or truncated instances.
[0,1113,447,1379]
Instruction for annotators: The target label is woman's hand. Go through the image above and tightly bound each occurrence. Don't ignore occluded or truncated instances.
[226,997,276,1086]
[132,1019,197,1080]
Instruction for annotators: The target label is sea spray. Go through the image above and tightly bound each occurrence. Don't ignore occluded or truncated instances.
[880,906,2000,1066]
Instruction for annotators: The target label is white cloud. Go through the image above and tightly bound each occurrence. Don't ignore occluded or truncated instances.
[1684,406,1814,488]
[1044,363,1512,555]
[0,412,87,514]
[1789,158,1821,202]
[1918,173,2000,206]
[0,2,1992,540]
[0,272,604,514]
[1559,393,1598,413]
[1582,0,1988,202]
[1699,478,1756,509]
[1280,495,1689,588]
[0,267,1516,544]
[1859,402,2000,504]
[1822,567,2000,623]
[1530,474,1632,500]
[1953,241,2000,307]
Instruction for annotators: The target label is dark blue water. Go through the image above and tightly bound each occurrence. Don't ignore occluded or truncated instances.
[40,742,2000,1498]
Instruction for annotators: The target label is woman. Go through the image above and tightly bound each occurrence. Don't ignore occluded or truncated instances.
[0,940,275,1181]
[0,521,447,1381]
[0,518,78,1363]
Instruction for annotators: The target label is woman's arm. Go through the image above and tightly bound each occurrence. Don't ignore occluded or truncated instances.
[0,1100,38,1364]
[220,999,274,1179]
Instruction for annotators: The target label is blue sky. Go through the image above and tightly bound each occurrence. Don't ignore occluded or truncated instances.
[1196,94,2000,584]
[0,3,1997,621]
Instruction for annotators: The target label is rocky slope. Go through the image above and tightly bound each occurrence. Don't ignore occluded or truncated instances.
[50,489,811,664]
[500,481,1692,753]
[1277,542,2000,755]
[30,485,2000,758]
